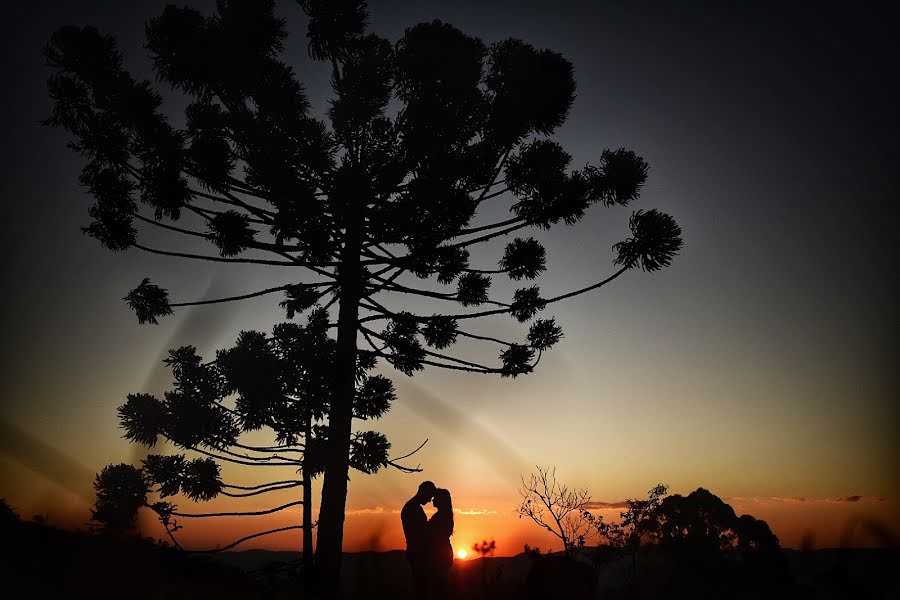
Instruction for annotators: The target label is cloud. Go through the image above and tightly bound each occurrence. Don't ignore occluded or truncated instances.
[582,494,883,511]
[583,500,629,510]
[454,508,497,515]
[727,495,887,505]
[345,507,387,516]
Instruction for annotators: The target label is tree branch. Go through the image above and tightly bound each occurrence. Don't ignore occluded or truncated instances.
[223,175,274,203]
[184,203,268,226]
[170,500,303,518]
[386,460,423,474]
[456,329,515,347]
[444,222,531,250]
[455,216,525,237]
[366,273,510,308]
[181,165,277,223]
[418,357,494,374]
[124,162,272,225]
[133,243,302,266]
[189,186,275,222]
[180,526,305,553]
[231,443,305,454]
[466,178,507,195]
[133,212,209,239]
[359,327,497,374]
[542,267,629,304]
[189,446,302,467]
[360,266,629,323]
[169,284,325,308]
[476,187,511,203]
[471,150,510,204]
[362,326,497,372]
[220,482,302,498]
[359,326,390,355]
[217,447,304,464]
[222,480,302,491]
[386,438,429,472]
[363,266,408,297]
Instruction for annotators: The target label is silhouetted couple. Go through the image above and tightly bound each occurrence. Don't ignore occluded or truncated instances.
[401,481,454,598]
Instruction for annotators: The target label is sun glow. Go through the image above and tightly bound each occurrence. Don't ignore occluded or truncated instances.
[456,549,468,559]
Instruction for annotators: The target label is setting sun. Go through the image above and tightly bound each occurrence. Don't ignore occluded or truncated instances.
[456,549,467,560]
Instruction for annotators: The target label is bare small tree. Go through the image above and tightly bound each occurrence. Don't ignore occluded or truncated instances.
[518,466,599,557]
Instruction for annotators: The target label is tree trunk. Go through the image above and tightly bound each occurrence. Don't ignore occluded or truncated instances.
[315,226,363,585]
[302,414,314,576]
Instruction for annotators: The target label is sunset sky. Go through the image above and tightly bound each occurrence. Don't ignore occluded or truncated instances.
[1,0,897,557]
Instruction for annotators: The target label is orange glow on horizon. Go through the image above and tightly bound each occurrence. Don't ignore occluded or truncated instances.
[2,463,895,556]
[120,494,898,556]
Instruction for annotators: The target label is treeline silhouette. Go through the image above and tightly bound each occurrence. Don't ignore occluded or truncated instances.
[515,482,898,600]
[5,491,897,599]
[0,498,256,599]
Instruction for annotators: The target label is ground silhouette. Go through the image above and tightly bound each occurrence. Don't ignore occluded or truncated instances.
[4,497,897,599]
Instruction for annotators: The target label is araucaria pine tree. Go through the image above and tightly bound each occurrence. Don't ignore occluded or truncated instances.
[45,0,682,579]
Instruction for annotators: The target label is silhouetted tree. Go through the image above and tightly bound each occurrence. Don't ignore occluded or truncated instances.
[0,499,19,528]
[45,0,681,578]
[91,463,150,535]
[518,466,601,557]
[648,488,791,591]
[590,486,790,595]
[473,539,499,594]
[94,309,421,571]
[594,483,668,581]
[473,539,496,558]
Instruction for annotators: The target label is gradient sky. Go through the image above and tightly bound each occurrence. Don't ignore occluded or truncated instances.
[1,0,897,555]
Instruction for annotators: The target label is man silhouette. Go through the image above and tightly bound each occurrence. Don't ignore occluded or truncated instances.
[401,480,437,595]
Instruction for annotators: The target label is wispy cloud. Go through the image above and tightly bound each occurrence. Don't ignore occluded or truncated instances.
[345,495,889,519]
[583,500,630,509]
[727,496,888,505]
[346,507,388,516]
[454,508,497,515]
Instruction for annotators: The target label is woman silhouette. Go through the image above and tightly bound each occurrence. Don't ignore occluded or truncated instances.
[425,488,454,596]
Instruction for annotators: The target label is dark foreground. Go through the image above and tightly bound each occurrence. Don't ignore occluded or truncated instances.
[2,512,897,599]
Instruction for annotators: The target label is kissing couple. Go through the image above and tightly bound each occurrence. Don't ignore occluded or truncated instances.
[401,481,454,598]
